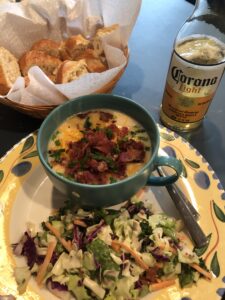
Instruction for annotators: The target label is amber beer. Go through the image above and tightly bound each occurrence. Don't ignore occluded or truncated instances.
[160,36,225,131]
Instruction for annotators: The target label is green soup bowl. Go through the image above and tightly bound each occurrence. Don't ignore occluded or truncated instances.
[37,94,182,208]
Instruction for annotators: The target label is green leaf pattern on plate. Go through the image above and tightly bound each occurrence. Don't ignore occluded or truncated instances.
[210,251,220,277]
[213,201,225,222]
[194,233,212,257]
[22,150,38,159]
[185,158,200,169]
[20,136,34,154]
[0,170,4,183]
[160,132,176,141]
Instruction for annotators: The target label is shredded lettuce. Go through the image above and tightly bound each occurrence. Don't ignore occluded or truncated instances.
[97,225,113,245]
[114,218,142,251]
[83,276,105,299]
[83,251,96,271]
[51,250,83,276]
[148,214,176,229]
[67,275,91,300]
[110,276,138,299]
[178,247,199,264]
[87,239,120,272]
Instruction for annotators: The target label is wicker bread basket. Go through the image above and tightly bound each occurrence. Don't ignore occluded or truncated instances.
[0,48,129,119]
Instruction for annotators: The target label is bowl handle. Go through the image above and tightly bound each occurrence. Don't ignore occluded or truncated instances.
[147,156,183,186]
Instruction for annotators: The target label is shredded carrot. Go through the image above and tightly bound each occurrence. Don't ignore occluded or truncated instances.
[111,240,149,270]
[36,241,56,286]
[74,219,87,227]
[67,239,72,247]
[190,263,212,280]
[149,279,176,291]
[45,222,72,252]
[111,242,121,252]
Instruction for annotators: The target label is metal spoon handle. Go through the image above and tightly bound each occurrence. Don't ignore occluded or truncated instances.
[157,167,200,219]
[157,167,208,248]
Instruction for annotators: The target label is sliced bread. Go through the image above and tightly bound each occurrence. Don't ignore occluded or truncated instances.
[31,39,61,58]
[85,57,107,73]
[60,34,90,60]
[96,24,119,38]
[91,24,119,57]
[56,59,88,84]
[0,47,21,95]
[19,50,62,82]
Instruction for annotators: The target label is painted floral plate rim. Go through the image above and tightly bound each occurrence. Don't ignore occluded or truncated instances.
[0,125,225,300]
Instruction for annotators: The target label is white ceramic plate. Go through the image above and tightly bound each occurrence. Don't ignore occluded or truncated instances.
[0,125,225,300]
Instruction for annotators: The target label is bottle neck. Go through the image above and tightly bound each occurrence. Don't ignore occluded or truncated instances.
[183,0,225,37]
[195,0,225,15]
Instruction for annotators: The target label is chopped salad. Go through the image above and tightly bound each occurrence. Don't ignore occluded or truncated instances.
[13,196,212,299]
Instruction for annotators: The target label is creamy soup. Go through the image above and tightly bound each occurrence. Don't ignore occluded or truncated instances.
[48,109,151,185]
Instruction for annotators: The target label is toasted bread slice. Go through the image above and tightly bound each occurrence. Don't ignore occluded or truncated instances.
[85,57,107,73]
[56,59,88,84]
[60,34,90,60]
[96,24,119,38]
[19,50,62,82]
[74,48,108,72]
[91,24,119,56]
[75,48,98,60]
[31,39,61,58]
[0,47,21,95]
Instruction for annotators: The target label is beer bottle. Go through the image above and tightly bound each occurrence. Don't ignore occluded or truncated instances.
[160,0,225,132]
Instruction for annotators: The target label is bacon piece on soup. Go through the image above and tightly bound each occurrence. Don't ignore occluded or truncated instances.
[118,148,145,163]
[119,139,144,152]
[99,111,113,122]
[67,140,88,160]
[87,159,108,173]
[107,124,129,139]
[107,124,120,138]
[118,126,129,138]
[118,139,145,163]
[85,130,114,154]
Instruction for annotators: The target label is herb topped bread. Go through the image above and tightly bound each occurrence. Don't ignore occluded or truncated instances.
[31,39,61,59]
[0,47,21,95]
[19,50,62,82]
[55,59,88,84]
[60,34,90,61]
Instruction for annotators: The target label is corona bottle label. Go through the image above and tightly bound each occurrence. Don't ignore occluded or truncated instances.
[161,50,225,124]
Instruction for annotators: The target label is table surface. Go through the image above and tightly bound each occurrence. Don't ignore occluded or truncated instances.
[0,0,225,188]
